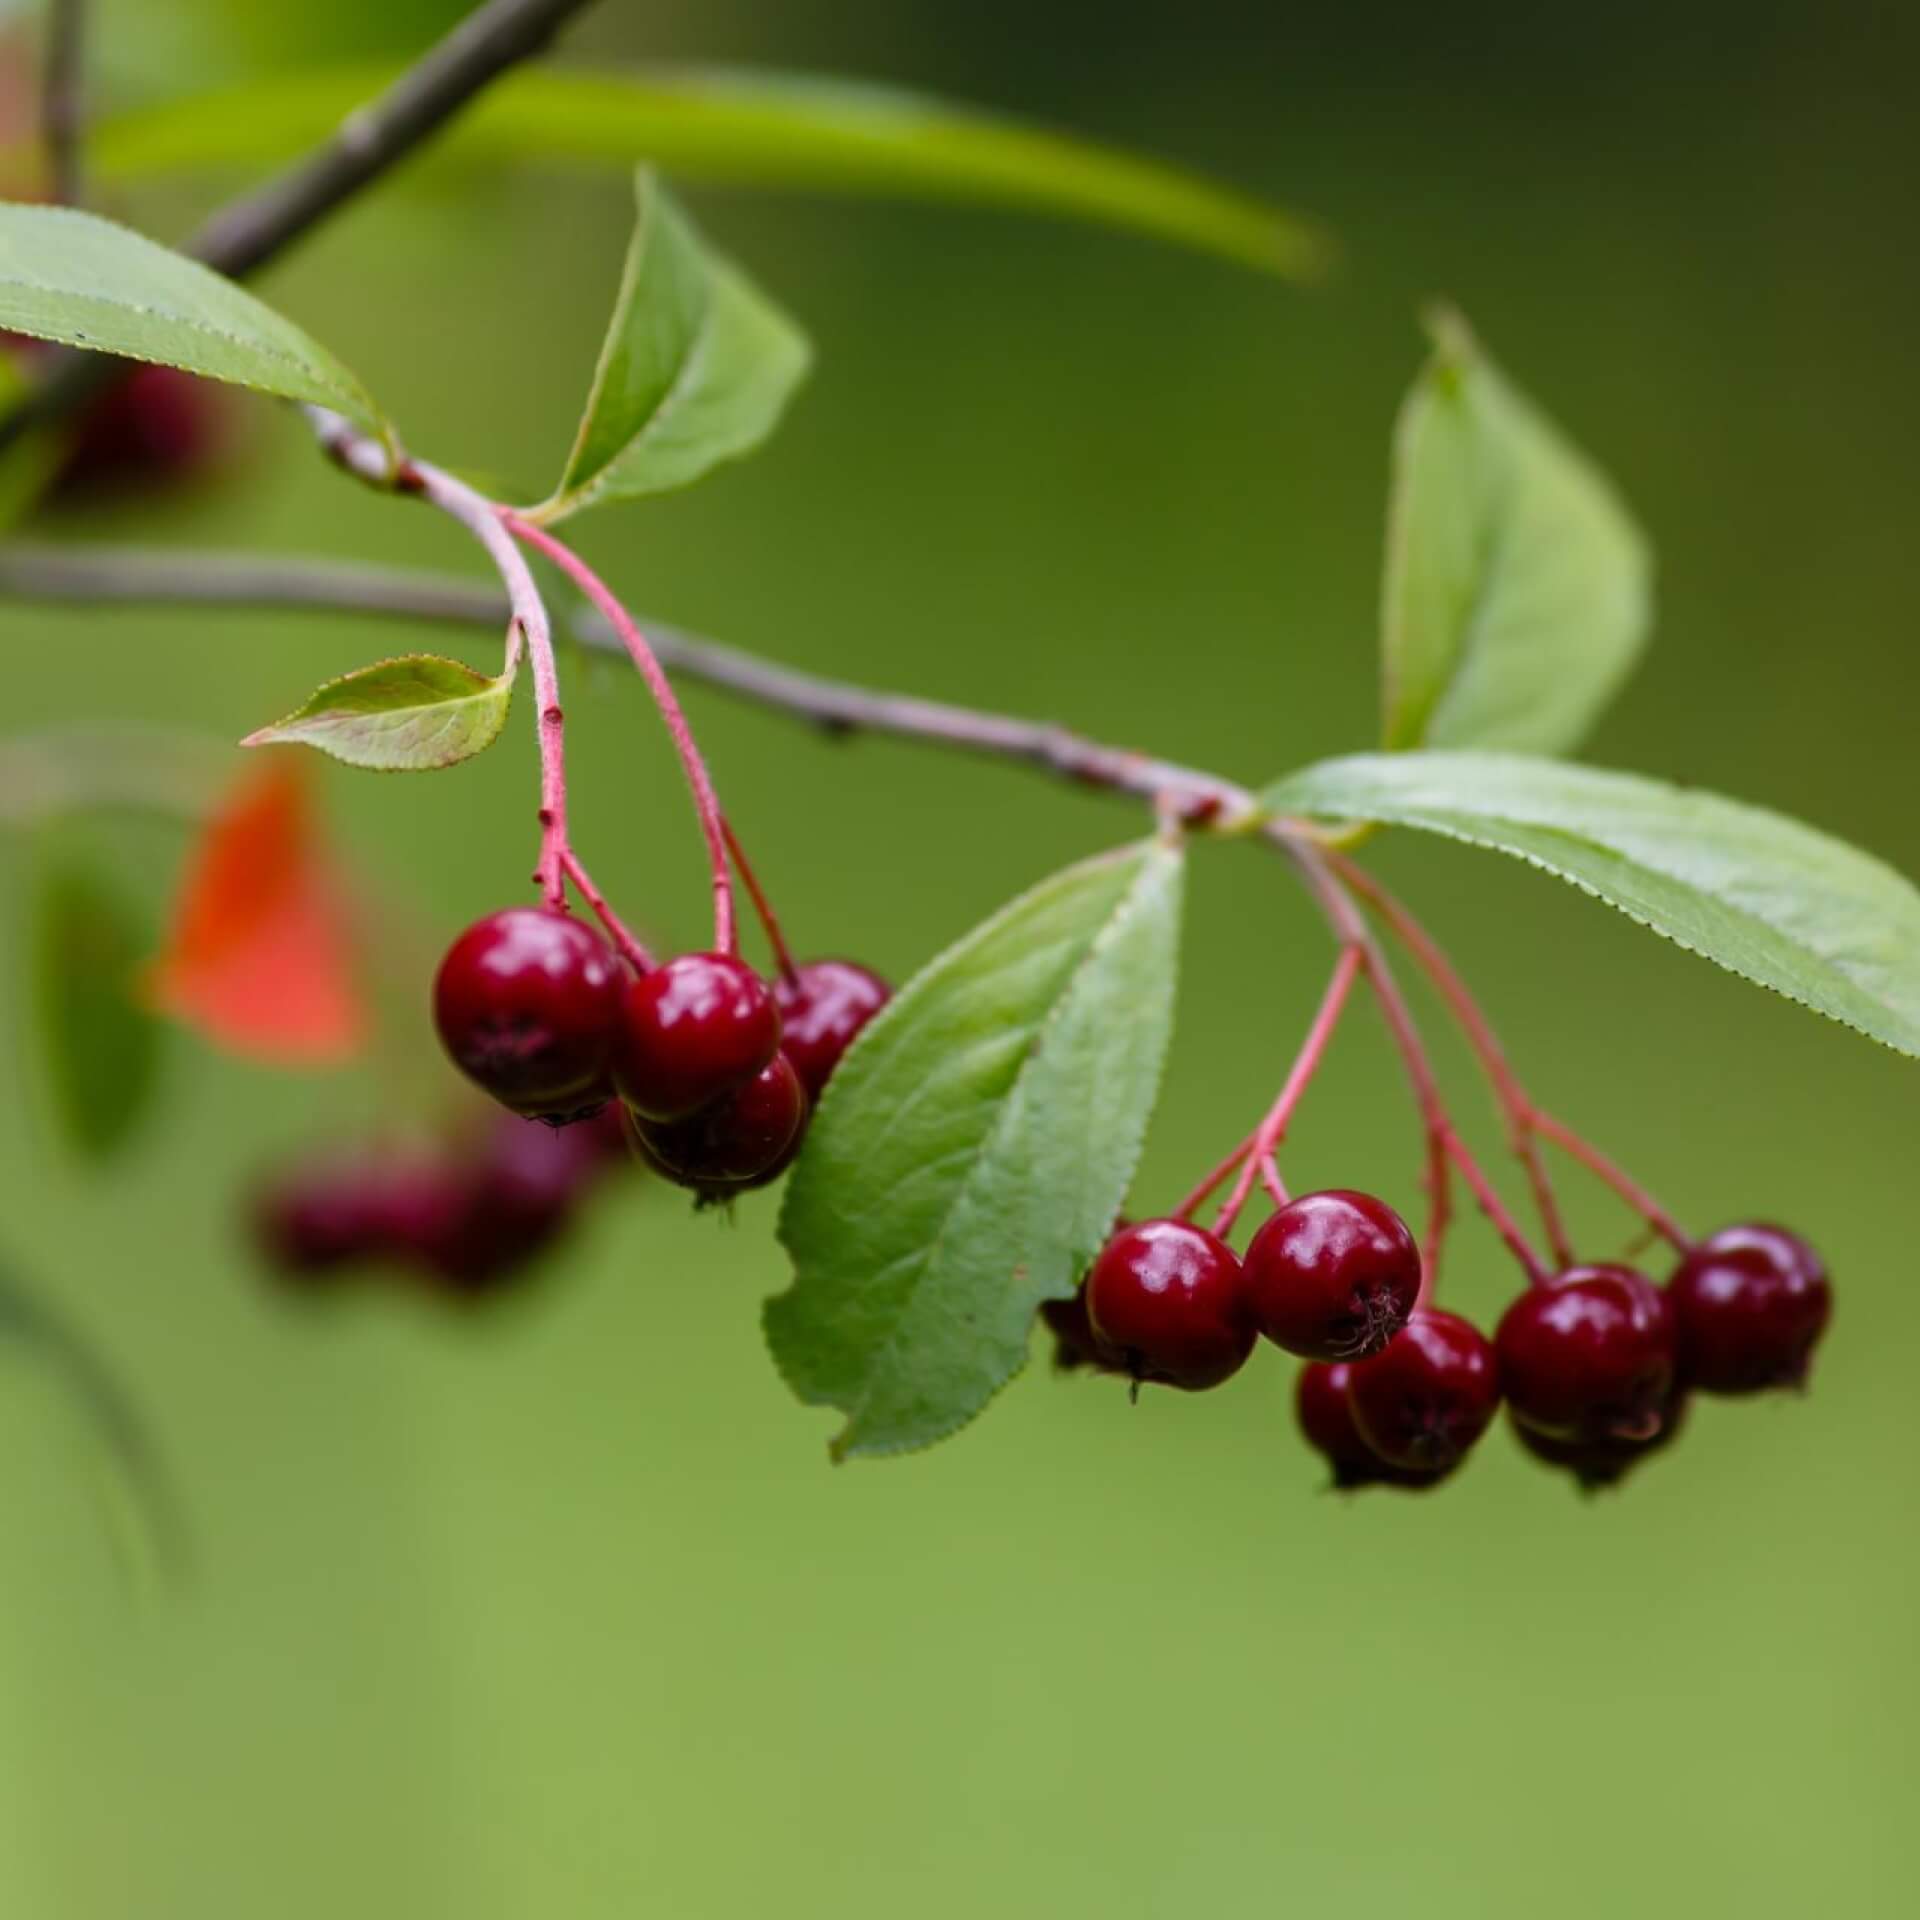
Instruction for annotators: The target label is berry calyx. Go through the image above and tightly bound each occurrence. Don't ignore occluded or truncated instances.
[433,907,622,1121]
[636,1052,808,1191]
[1495,1264,1677,1443]
[772,959,891,1099]
[1346,1309,1500,1472]
[1083,1218,1254,1392]
[612,951,781,1121]
[1510,1393,1690,1494]
[1243,1188,1420,1361]
[1295,1361,1448,1491]
[1667,1223,1831,1393]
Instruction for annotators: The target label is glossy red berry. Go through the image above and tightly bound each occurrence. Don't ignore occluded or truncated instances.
[1510,1392,1690,1493]
[1083,1218,1254,1392]
[1040,1287,1127,1375]
[772,959,891,1099]
[1244,1189,1420,1361]
[1295,1361,1448,1491]
[1346,1309,1500,1472]
[1496,1264,1677,1443]
[1667,1223,1831,1393]
[434,907,622,1121]
[637,1052,808,1191]
[613,951,781,1121]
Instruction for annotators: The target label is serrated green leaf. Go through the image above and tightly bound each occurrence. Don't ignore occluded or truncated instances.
[86,64,1331,281]
[0,201,385,433]
[1382,312,1651,755]
[1265,751,1920,1059]
[30,855,162,1161]
[768,838,1184,1460]
[536,171,809,519]
[242,653,515,770]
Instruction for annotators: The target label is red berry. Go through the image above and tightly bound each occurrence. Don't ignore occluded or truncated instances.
[1667,1223,1831,1393]
[1244,1189,1420,1361]
[55,362,230,498]
[251,1158,391,1278]
[1346,1309,1500,1472]
[1510,1393,1690,1493]
[1083,1218,1254,1392]
[772,959,891,1099]
[433,907,622,1121]
[1040,1286,1127,1375]
[1496,1264,1677,1443]
[613,951,780,1121]
[636,1053,808,1191]
[1295,1360,1449,1491]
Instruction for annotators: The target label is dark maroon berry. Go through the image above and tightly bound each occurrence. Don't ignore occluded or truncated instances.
[434,907,622,1120]
[772,959,891,1099]
[1083,1218,1254,1392]
[1668,1223,1831,1393]
[1244,1189,1420,1361]
[613,951,781,1121]
[1295,1361,1449,1491]
[1496,1264,1677,1443]
[54,362,230,498]
[251,1160,390,1278]
[1346,1309,1500,1472]
[637,1053,808,1191]
[1040,1287,1127,1375]
[409,1118,595,1293]
[1510,1392,1690,1494]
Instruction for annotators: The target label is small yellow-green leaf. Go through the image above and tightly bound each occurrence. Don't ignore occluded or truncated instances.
[30,855,163,1162]
[243,654,515,771]
[1381,311,1651,755]
[0,201,386,433]
[538,170,810,519]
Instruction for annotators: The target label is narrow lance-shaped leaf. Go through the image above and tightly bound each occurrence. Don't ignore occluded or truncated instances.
[536,170,810,519]
[30,854,164,1161]
[88,65,1331,281]
[1264,751,1920,1059]
[0,201,386,433]
[1381,311,1651,755]
[243,653,516,771]
[768,838,1185,1461]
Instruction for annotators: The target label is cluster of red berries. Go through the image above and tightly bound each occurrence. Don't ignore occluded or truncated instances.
[1046,1193,1830,1494]
[430,904,888,1198]
[252,1103,630,1299]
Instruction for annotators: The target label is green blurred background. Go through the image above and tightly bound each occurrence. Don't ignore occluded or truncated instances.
[2,1,1916,1913]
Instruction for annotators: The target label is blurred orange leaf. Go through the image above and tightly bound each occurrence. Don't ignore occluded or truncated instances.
[145,759,366,1064]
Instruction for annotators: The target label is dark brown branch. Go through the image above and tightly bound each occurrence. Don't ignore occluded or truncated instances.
[0,540,1254,824]
[0,0,601,448]
[43,0,88,206]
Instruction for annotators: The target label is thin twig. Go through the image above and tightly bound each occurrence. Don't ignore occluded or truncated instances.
[43,0,88,207]
[0,0,603,449]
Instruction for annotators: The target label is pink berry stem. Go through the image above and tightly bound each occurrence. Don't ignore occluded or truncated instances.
[1211,944,1365,1240]
[558,848,654,974]
[1330,852,1691,1259]
[1329,853,1576,1267]
[720,814,800,987]
[1173,1135,1257,1223]
[501,513,739,958]
[1528,1110,1694,1254]
[1259,1157,1291,1208]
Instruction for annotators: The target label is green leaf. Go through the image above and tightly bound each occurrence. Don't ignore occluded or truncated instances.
[768,838,1185,1460]
[30,855,163,1161]
[0,201,385,433]
[242,653,516,771]
[1381,311,1651,755]
[537,171,810,519]
[1265,751,1920,1059]
[87,64,1331,281]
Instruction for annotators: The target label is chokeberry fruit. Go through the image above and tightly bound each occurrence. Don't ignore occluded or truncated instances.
[1667,1223,1831,1393]
[773,959,892,1099]
[613,951,781,1121]
[251,1158,393,1278]
[1496,1264,1677,1443]
[1346,1309,1500,1472]
[1510,1392,1690,1494]
[1083,1218,1255,1392]
[1040,1287,1127,1375]
[55,362,230,498]
[636,1052,808,1192]
[1295,1360,1448,1491]
[1244,1188,1421,1361]
[434,907,622,1121]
